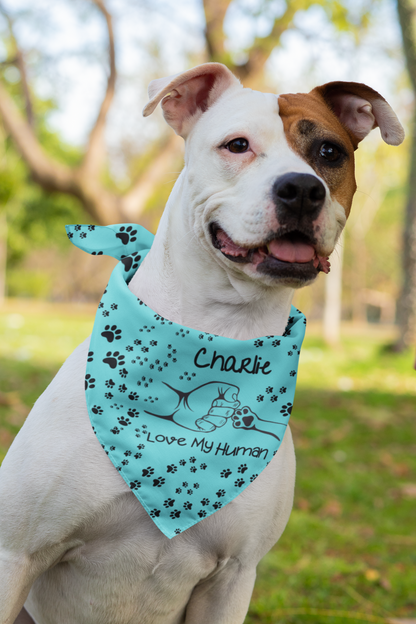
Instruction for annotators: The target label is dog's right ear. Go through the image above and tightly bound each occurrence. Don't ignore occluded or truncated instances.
[142,63,241,138]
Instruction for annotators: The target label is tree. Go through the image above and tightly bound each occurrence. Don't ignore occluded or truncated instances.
[0,0,374,226]
[395,0,416,349]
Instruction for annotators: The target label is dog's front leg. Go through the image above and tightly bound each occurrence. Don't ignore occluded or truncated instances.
[0,552,34,624]
[184,561,256,624]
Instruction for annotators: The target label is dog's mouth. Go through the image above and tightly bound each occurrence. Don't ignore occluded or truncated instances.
[210,224,330,279]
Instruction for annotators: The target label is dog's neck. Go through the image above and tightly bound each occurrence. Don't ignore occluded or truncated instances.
[129,175,295,341]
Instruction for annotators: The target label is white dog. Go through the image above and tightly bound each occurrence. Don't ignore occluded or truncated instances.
[0,63,404,624]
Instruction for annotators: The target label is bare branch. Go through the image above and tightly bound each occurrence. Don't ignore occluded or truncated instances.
[0,2,34,127]
[80,0,117,178]
[203,0,233,62]
[121,134,183,219]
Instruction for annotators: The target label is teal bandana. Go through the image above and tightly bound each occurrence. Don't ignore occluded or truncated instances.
[67,224,306,538]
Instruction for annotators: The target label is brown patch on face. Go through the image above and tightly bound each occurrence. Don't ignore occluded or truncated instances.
[278,91,357,216]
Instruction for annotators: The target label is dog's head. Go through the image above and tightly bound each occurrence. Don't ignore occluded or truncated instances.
[143,63,404,288]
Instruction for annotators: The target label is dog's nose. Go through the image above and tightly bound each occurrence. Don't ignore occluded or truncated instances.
[272,173,326,218]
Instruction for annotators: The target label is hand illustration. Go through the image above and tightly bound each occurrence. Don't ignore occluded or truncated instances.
[145,382,241,433]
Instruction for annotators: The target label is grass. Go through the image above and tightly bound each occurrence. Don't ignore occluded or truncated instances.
[0,300,415,624]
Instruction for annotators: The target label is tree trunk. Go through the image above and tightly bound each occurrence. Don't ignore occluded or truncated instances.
[396,0,416,349]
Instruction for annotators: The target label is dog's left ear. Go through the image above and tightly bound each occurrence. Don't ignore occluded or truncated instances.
[142,63,241,138]
[311,82,405,147]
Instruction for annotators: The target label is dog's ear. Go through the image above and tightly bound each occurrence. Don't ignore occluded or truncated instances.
[311,82,405,147]
[142,63,241,137]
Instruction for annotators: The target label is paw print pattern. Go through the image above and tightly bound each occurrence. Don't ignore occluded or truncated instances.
[91,405,103,415]
[130,480,141,490]
[101,325,122,343]
[116,225,138,245]
[250,474,258,483]
[127,408,140,418]
[103,351,125,369]
[128,392,139,401]
[216,489,225,497]
[238,464,248,474]
[85,374,95,390]
[220,469,232,478]
[167,464,177,473]
[198,510,207,518]
[170,510,181,519]
[234,479,245,487]
[163,498,175,508]
[150,509,160,518]
[201,498,210,506]
[117,416,131,427]
[280,403,293,417]
[213,501,222,510]
[153,477,165,487]
[142,467,154,477]
[183,501,192,510]
[121,251,141,272]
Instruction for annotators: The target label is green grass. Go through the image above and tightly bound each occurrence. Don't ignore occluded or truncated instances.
[0,301,415,623]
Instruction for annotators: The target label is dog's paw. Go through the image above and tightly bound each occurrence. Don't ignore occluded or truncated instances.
[101,324,122,343]
[231,407,256,429]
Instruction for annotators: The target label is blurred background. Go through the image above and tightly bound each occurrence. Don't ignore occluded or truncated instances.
[0,1,415,623]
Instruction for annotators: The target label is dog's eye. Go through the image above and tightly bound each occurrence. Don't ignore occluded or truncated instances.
[226,138,249,153]
[319,142,342,162]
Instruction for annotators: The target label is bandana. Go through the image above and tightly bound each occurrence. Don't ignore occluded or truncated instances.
[67,223,306,538]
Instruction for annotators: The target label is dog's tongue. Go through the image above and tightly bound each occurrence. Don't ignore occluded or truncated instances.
[267,238,315,264]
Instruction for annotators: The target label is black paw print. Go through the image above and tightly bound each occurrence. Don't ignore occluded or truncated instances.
[119,383,127,393]
[163,498,175,508]
[198,510,207,518]
[119,368,128,378]
[213,501,222,510]
[265,386,273,394]
[201,498,210,506]
[216,489,225,497]
[200,463,207,470]
[137,444,145,449]
[127,408,140,418]
[280,403,293,417]
[190,466,197,473]
[220,469,232,478]
[117,416,131,427]
[254,339,263,347]
[234,479,245,487]
[279,386,287,394]
[179,460,186,466]
[110,426,120,434]
[128,392,139,401]
[290,370,297,377]
[121,251,141,272]
[85,374,96,390]
[87,351,94,362]
[105,379,115,388]
[124,450,132,457]
[187,489,193,496]
[257,395,264,402]
[101,325,122,343]
[193,483,199,489]
[150,509,160,518]
[270,395,278,403]
[170,510,181,519]
[105,392,113,400]
[189,457,196,463]
[103,351,125,369]
[238,464,248,474]
[183,501,192,510]
[250,474,258,482]
[167,464,177,473]
[116,225,138,245]
[91,405,103,415]
[130,480,141,490]
[272,340,281,347]
[153,477,165,487]
[142,467,154,477]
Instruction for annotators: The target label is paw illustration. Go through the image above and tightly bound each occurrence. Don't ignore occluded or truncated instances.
[91,405,103,415]
[119,368,128,378]
[167,464,177,473]
[101,325,122,343]
[85,374,96,390]
[250,474,258,483]
[198,510,207,518]
[105,379,115,388]
[213,501,222,510]
[234,479,245,487]
[117,416,131,427]
[127,408,140,418]
[142,467,154,477]
[232,407,256,429]
[190,466,197,473]
[103,351,125,369]
[201,498,210,506]
[116,225,138,245]
[238,464,248,474]
[216,489,225,497]
[150,509,160,518]
[280,403,293,417]
[153,477,165,487]
[220,469,232,478]
[170,510,181,519]
[87,351,94,362]
[183,501,192,510]
[110,426,120,434]
[119,384,127,393]
[121,251,141,272]
[163,498,175,508]
[128,392,139,401]
[200,463,207,470]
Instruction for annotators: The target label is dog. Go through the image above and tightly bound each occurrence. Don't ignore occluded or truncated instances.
[0,62,404,624]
